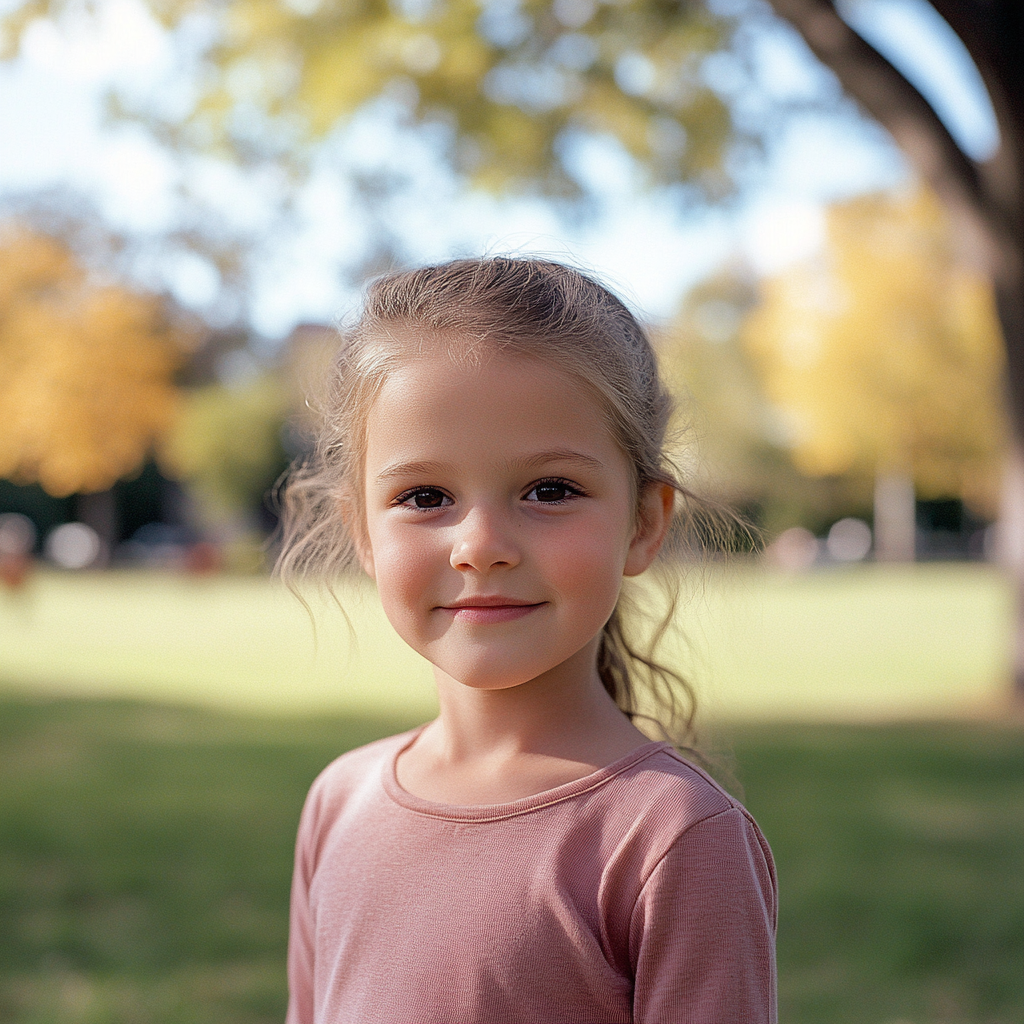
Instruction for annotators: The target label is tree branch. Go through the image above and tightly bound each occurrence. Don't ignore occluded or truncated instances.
[765,0,1024,433]
[763,0,993,235]
[928,0,1023,231]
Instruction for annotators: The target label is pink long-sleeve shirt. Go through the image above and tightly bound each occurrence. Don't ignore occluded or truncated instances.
[286,730,777,1024]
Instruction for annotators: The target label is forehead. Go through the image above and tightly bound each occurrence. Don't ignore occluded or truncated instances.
[363,344,622,470]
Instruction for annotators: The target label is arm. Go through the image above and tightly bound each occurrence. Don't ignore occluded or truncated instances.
[629,807,778,1024]
[285,785,322,1024]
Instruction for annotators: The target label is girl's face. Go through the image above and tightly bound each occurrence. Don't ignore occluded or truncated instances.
[358,341,669,692]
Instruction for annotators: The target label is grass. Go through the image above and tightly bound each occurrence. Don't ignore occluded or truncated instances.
[0,564,1016,719]
[1,565,1020,1020]
[731,721,1024,1024]
[0,696,419,1024]
[1,695,1021,1024]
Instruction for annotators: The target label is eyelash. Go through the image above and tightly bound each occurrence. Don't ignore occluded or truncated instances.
[524,477,586,504]
[393,487,451,510]
[392,477,586,510]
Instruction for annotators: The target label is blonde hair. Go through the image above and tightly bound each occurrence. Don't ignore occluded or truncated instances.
[277,257,740,750]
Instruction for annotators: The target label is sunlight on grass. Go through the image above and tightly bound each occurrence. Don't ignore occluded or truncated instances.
[671,563,1014,719]
[0,571,437,719]
[0,563,1015,720]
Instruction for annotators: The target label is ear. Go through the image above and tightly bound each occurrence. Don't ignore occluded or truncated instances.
[340,493,375,579]
[624,481,675,577]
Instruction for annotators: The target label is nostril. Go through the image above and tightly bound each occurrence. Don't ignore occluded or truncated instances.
[449,515,520,570]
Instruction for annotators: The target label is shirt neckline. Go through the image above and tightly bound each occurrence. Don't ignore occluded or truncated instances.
[382,729,674,822]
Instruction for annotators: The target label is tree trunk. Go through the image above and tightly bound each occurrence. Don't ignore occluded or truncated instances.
[873,473,916,562]
[991,249,1024,700]
[76,490,117,568]
[998,442,1024,697]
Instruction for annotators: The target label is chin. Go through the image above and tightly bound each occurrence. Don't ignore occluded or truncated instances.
[433,655,557,692]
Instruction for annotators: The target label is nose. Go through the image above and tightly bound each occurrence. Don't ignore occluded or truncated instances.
[449,505,521,572]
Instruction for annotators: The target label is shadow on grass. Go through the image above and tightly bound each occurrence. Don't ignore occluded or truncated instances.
[0,695,420,1024]
[727,719,1024,1024]
[1,692,1021,1024]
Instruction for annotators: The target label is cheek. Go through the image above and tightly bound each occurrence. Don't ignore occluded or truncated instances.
[542,520,631,610]
[366,529,439,622]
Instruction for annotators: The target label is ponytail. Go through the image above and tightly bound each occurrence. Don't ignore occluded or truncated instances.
[596,602,698,750]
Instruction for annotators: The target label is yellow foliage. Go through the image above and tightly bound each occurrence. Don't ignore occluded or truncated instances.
[0,225,192,497]
[159,374,290,522]
[439,35,489,86]
[229,0,295,42]
[0,228,79,307]
[301,27,390,133]
[743,188,1006,512]
[584,82,654,157]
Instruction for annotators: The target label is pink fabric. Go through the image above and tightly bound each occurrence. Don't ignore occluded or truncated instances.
[287,730,777,1024]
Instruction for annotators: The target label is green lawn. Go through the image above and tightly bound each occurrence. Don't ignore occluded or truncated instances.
[733,720,1024,1024]
[1,696,1021,1024]
[1,566,1021,1022]
[0,564,1016,719]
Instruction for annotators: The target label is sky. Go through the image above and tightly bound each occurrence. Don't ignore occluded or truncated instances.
[0,0,1000,338]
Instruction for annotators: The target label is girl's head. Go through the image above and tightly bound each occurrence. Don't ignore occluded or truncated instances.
[279,257,714,745]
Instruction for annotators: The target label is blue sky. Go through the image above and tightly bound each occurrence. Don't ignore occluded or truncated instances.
[0,0,998,337]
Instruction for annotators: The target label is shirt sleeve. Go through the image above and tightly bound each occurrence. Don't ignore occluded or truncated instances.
[629,806,778,1024]
[285,781,322,1024]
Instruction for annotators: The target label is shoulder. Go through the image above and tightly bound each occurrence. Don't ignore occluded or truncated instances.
[626,759,779,1023]
[601,746,774,894]
[312,727,416,788]
[609,745,746,836]
[619,750,778,929]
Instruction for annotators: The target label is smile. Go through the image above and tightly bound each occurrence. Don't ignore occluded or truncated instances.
[439,599,546,624]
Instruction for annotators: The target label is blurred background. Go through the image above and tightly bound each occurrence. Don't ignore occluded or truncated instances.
[0,0,1022,1021]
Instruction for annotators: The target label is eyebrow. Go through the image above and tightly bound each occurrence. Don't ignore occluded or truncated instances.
[375,460,450,482]
[374,449,605,482]
[518,449,605,472]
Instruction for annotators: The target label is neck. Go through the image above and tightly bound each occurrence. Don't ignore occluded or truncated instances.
[396,641,654,804]
[428,639,648,767]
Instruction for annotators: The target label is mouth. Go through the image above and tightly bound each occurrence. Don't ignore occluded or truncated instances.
[439,597,546,624]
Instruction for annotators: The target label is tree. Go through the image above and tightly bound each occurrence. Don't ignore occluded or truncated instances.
[0,223,198,498]
[656,269,848,536]
[2,0,740,201]
[763,1,1022,432]
[762,0,1024,691]
[743,187,1006,555]
[158,372,291,530]
[3,0,1016,417]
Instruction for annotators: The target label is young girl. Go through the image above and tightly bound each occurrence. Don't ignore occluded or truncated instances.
[278,257,777,1024]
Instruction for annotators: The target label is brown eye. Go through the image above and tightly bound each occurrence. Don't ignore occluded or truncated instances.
[534,484,568,502]
[525,480,581,503]
[411,489,446,508]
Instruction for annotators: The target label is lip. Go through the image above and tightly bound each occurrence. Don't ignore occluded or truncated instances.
[439,596,545,624]
[446,595,536,608]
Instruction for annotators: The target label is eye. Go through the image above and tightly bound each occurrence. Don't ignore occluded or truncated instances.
[524,479,584,504]
[395,487,451,509]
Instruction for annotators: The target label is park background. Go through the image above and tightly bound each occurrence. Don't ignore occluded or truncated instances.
[0,0,1022,1021]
